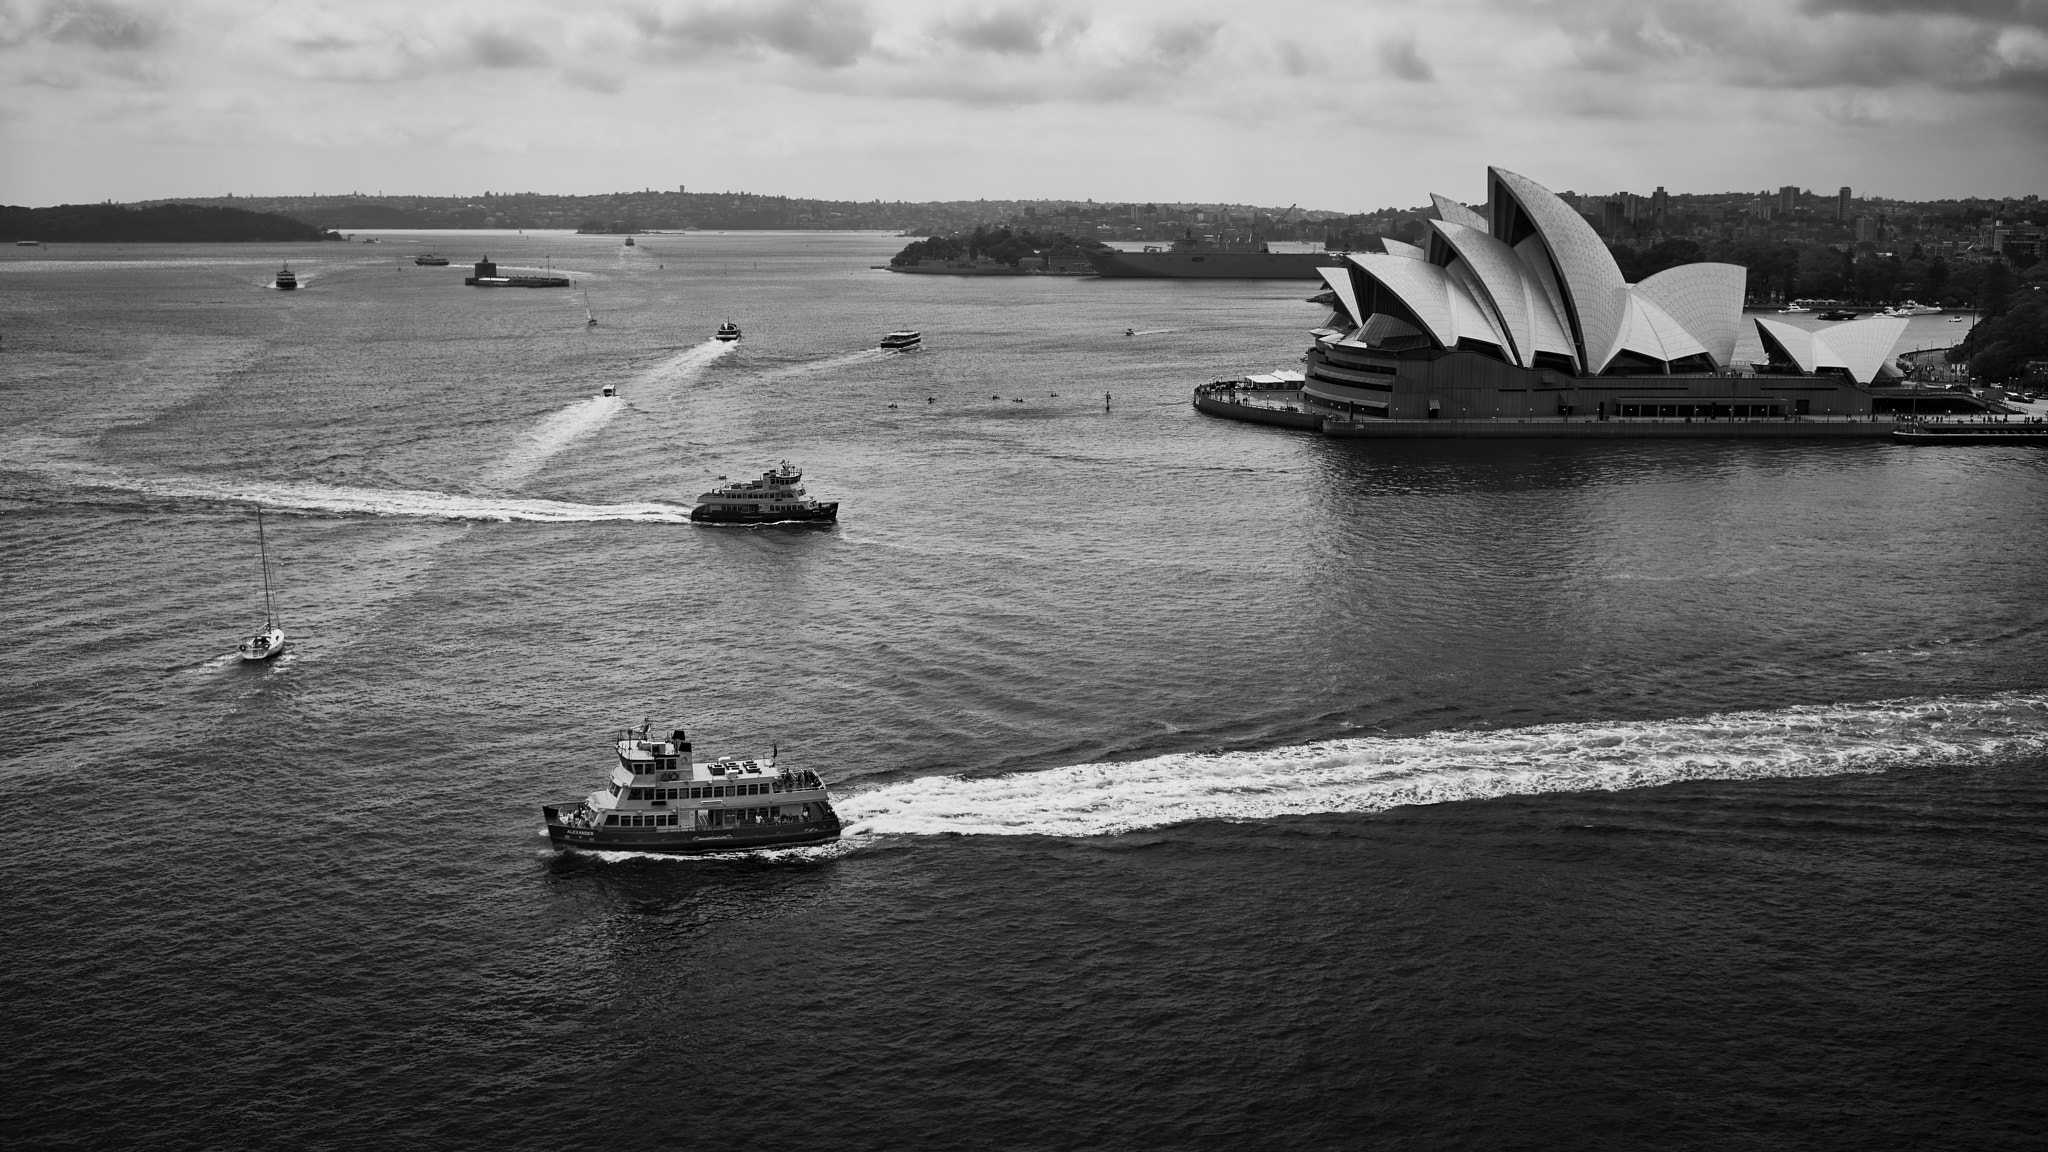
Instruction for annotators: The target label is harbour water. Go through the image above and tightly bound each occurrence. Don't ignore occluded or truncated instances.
[3,232,2045,1149]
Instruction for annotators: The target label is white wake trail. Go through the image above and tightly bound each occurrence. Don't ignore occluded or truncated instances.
[2,440,691,522]
[838,693,2048,839]
[488,340,734,487]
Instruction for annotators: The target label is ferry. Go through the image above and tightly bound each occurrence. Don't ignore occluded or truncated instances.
[1884,301,1942,317]
[714,320,742,342]
[880,330,921,350]
[414,254,450,266]
[274,264,298,290]
[690,461,838,524]
[543,723,842,855]
[1893,420,2048,445]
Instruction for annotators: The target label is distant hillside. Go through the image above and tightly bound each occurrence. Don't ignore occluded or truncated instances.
[0,203,341,243]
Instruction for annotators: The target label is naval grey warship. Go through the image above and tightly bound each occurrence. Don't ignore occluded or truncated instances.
[1086,231,1344,280]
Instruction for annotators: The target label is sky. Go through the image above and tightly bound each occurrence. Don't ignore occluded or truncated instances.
[2,0,2045,210]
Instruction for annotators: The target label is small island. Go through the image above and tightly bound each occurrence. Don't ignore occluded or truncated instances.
[889,226,1107,275]
[1,203,342,244]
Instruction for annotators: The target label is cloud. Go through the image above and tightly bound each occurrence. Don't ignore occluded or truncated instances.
[1146,19,1219,67]
[43,0,161,51]
[468,31,549,69]
[639,0,876,68]
[931,3,1086,55]
[1521,0,2048,94]
[1378,35,1433,82]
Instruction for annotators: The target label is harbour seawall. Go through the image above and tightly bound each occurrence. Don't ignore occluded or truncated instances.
[1195,386,1898,439]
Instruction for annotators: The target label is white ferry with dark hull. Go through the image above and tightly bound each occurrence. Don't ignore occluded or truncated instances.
[544,724,842,855]
[690,462,838,524]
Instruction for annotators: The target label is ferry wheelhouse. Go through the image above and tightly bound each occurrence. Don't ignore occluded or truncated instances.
[544,723,842,855]
[690,461,839,524]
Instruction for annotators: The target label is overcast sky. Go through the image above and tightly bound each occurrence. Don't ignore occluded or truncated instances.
[2,0,2044,210]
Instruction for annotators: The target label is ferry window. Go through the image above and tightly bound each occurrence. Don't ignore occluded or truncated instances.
[604,814,619,826]
[713,786,724,797]
[770,806,781,818]
[628,788,644,800]
[608,783,621,797]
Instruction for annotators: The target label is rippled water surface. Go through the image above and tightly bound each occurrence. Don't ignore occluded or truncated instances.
[3,234,2046,1150]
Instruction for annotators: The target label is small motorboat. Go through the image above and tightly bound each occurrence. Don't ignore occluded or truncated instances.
[274,264,298,290]
[714,320,742,342]
[601,384,617,397]
[1818,309,1859,321]
[1777,305,1810,314]
[880,330,921,350]
[1949,316,1965,323]
[1124,328,1136,336]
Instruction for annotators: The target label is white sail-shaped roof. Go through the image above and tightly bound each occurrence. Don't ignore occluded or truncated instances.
[1431,194,1489,233]
[1433,219,1541,366]
[1317,266,1365,328]
[1814,317,1910,384]
[1607,292,1709,367]
[1349,253,1458,348]
[1446,261,1509,350]
[1377,238,1425,259]
[1753,316,1909,385]
[1490,166,1629,373]
[1633,263,1747,369]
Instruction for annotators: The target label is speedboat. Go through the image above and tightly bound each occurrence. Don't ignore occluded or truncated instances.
[1124,328,1136,336]
[236,504,285,661]
[1949,316,1965,323]
[690,461,837,524]
[714,320,742,342]
[274,264,298,290]
[1818,309,1859,321]
[542,722,842,855]
[1777,305,1810,314]
[880,330,921,350]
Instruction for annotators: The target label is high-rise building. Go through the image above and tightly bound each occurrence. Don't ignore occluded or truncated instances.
[1837,187,1851,220]
[1854,215,1878,243]
[1650,186,1669,221]
[1779,185,1800,215]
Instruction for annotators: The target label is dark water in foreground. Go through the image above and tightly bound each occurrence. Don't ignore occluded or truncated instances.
[2,233,2045,1150]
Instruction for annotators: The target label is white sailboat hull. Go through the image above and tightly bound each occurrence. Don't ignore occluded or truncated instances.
[238,627,285,661]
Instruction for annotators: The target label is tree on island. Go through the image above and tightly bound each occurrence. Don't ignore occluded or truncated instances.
[890,225,1107,267]
[1,202,341,243]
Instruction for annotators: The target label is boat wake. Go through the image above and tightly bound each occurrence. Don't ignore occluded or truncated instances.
[487,341,733,486]
[751,348,890,381]
[490,394,624,486]
[837,693,2048,839]
[2,443,691,522]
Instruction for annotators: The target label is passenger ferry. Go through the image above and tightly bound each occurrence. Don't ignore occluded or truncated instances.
[880,330,922,350]
[690,461,839,524]
[543,723,842,855]
[274,264,298,290]
[414,254,450,266]
[714,320,742,342]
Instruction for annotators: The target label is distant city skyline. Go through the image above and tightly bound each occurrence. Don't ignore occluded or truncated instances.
[3,0,2045,209]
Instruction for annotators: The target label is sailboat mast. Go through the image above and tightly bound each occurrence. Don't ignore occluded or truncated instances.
[255,503,277,629]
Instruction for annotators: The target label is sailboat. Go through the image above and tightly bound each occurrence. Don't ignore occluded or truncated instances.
[584,291,598,327]
[236,504,285,661]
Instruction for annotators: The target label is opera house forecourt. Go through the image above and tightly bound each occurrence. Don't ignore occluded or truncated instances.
[1195,166,1942,439]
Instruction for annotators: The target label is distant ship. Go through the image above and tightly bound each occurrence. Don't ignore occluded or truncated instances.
[624,236,635,247]
[690,462,838,524]
[463,255,569,288]
[1087,232,1344,280]
[15,240,42,247]
[880,330,921,350]
[542,722,842,855]
[274,264,298,290]
[414,254,450,265]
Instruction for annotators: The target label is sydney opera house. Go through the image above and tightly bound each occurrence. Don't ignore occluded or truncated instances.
[1227,166,1920,435]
